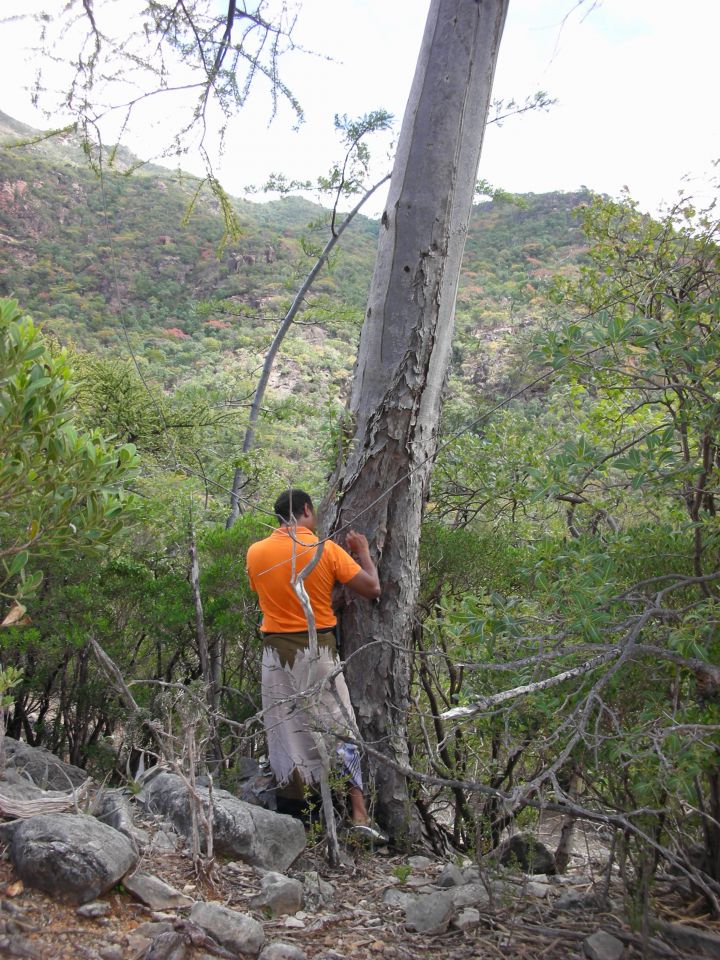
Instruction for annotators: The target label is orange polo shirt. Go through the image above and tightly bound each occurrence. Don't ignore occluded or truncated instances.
[246,526,361,633]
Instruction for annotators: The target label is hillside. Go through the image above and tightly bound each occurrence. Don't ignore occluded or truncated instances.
[0,113,591,476]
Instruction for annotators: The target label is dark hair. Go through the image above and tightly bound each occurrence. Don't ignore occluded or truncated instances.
[273,489,313,524]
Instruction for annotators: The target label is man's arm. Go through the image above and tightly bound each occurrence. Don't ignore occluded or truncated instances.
[344,530,381,599]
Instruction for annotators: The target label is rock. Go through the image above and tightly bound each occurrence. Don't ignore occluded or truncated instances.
[382,888,413,910]
[406,876,434,888]
[453,907,480,931]
[526,880,550,898]
[141,931,190,960]
[654,919,720,957]
[283,917,305,929]
[3,739,87,790]
[252,871,304,916]
[449,882,495,910]
[92,789,137,848]
[461,865,481,883]
[259,944,308,960]
[302,871,335,909]
[140,772,305,872]
[0,777,46,803]
[76,901,111,918]
[230,758,278,810]
[404,891,455,935]
[126,934,152,956]
[0,933,44,958]
[556,889,610,912]
[583,930,624,960]
[493,834,556,875]
[0,901,22,915]
[407,855,432,870]
[134,921,176,938]
[123,871,193,910]
[99,947,124,960]
[8,812,139,905]
[149,829,178,852]
[190,901,265,956]
[436,863,465,888]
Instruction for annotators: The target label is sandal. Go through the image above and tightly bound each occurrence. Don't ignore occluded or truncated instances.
[350,822,389,844]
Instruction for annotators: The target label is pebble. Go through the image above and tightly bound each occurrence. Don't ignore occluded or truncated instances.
[99,947,124,960]
[76,901,111,918]
[526,881,550,898]
[0,901,22,915]
[583,930,624,960]
[436,863,465,888]
[258,943,308,960]
[453,907,480,932]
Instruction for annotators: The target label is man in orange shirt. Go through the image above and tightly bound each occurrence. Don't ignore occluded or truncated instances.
[247,489,382,836]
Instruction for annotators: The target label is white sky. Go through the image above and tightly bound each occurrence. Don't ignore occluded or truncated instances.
[2,0,718,217]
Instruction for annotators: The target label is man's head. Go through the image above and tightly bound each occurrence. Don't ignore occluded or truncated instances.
[273,489,316,529]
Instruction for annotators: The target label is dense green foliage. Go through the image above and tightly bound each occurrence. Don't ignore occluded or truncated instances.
[423,191,720,899]
[0,299,138,604]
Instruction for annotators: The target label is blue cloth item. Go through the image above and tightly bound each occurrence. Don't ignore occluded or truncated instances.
[336,741,363,790]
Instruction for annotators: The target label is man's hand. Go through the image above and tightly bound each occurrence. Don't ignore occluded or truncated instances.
[344,530,381,599]
[346,530,370,556]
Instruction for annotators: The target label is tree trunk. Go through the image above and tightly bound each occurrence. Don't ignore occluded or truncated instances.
[322,0,508,839]
[189,518,223,767]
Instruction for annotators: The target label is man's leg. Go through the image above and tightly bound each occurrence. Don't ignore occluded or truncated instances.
[349,784,369,825]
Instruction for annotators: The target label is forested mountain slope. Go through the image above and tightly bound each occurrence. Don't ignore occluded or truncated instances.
[0,110,589,401]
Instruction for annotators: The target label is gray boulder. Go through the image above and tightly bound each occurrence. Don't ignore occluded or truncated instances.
[583,930,624,960]
[252,871,304,916]
[453,907,480,931]
[302,871,335,909]
[556,889,610,912]
[139,772,305,872]
[450,882,494,910]
[654,919,720,957]
[0,776,47,804]
[76,901,111,918]
[8,812,138,905]
[437,863,465,888]
[3,739,87,790]
[141,930,191,959]
[190,901,265,956]
[382,887,413,910]
[123,871,193,910]
[493,834,556,875]
[405,891,455,935]
[92,788,137,847]
[259,944,308,960]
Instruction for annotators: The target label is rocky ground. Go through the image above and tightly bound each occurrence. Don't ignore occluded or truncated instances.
[0,741,718,960]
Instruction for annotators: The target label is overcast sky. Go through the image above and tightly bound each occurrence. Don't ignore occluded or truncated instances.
[2,1,718,217]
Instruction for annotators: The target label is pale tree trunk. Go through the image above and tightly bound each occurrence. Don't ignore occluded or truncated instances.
[322,0,508,839]
[189,516,223,766]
